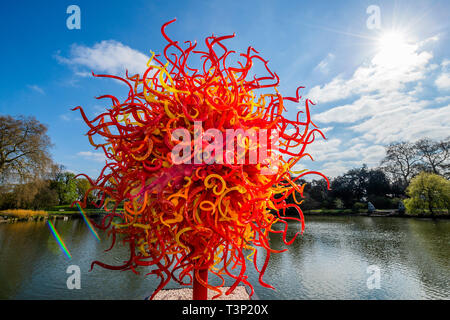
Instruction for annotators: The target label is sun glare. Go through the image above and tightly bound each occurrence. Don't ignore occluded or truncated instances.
[373,31,416,67]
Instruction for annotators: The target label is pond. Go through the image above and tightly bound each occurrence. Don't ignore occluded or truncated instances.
[0,216,449,299]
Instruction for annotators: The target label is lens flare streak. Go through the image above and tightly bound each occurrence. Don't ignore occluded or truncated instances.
[47,220,72,260]
[76,203,100,241]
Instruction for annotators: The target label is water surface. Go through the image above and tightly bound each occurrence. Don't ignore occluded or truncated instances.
[0,216,448,299]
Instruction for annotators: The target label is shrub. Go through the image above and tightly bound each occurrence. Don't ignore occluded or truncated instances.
[367,194,394,209]
[333,198,344,209]
[404,172,450,216]
[352,202,366,213]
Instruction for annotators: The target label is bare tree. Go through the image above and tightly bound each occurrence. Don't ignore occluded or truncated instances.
[381,142,420,189]
[0,115,53,184]
[414,137,450,178]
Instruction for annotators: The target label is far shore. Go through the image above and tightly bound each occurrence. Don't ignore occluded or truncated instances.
[302,209,450,219]
[0,207,106,224]
[1,207,449,224]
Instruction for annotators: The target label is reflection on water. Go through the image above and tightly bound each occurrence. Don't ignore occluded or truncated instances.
[0,216,449,299]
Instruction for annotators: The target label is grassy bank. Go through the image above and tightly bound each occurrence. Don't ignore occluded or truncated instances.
[0,209,48,219]
[2,206,448,224]
[0,205,112,222]
[44,204,108,215]
[305,209,356,215]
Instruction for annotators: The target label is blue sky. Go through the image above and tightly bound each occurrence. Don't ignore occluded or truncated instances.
[0,0,449,179]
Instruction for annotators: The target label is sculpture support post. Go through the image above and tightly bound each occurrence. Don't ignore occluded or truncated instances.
[193,267,208,300]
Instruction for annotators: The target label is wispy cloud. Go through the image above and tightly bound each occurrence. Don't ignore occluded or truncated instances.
[435,96,450,103]
[27,84,45,95]
[59,114,71,121]
[314,53,335,74]
[59,112,81,122]
[77,151,106,163]
[56,40,150,76]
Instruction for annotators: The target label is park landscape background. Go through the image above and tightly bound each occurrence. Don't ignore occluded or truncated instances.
[0,0,449,221]
[0,113,448,220]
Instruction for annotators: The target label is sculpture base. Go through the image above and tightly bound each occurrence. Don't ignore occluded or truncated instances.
[150,286,251,300]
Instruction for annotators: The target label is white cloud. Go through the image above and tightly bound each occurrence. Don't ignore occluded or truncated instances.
[308,35,445,143]
[290,139,386,179]
[320,126,334,133]
[305,138,341,162]
[308,42,433,105]
[77,151,106,163]
[418,35,440,47]
[310,143,386,179]
[306,137,385,163]
[351,104,450,144]
[56,40,150,76]
[314,53,335,74]
[435,73,450,90]
[64,168,77,175]
[74,71,92,77]
[321,161,358,179]
[27,84,45,95]
[434,96,450,103]
[314,91,430,124]
[299,35,448,177]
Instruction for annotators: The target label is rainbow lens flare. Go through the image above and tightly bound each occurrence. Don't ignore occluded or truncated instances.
[76,202,100,241]
[47,220,72,260]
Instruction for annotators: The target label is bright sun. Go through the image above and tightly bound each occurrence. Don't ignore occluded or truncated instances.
[374,31,415,67]
[378,32,407,50]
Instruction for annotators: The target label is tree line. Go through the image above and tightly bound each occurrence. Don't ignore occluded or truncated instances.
[0,115,94,210]
[293,138,450,215]
[0,115,449,214]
